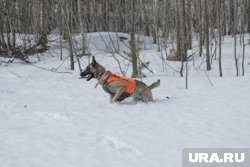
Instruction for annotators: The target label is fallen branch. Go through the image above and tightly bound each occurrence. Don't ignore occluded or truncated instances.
[0,58,15,65]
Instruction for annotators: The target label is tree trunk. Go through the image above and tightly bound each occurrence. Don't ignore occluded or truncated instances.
[218,0,223,77]
[180,0,187,76]
[198,0,203,57]
[241,0,246,76]
[77,0,87,56]
[40,0,48,50]
[233,0,239,77]
[67,1,74,70]
[228,0,234,35]
[175,0,181,60]
[186,0,192,49]
[204,0,211,71]
[130,0,138,78]
[248,0,250,33]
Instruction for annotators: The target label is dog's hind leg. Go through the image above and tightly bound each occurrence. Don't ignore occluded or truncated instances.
[133,87,153,102]
[142,89,153,102]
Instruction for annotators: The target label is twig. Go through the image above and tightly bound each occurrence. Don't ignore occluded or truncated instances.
[137,56,154,74]
[30,64,73,74]
[0,58,15,65]
[203,63,214,87]
[55,56,70,70]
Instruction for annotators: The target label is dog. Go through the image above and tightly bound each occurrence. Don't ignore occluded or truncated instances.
[80,57,160,103]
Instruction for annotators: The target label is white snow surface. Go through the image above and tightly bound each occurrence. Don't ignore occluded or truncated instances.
[0,33,250,167]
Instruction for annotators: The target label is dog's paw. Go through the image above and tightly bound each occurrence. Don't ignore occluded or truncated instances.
[111,99,120,104]
[110,99,115,104]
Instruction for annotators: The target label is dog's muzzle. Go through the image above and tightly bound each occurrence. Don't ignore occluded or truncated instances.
[80,67,94,81]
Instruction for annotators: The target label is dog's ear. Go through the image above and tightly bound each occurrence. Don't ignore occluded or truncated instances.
[92,56,97,66]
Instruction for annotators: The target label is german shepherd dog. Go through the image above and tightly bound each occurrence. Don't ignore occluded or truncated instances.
[80,57,160,103]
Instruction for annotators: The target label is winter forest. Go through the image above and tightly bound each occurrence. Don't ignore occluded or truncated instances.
[0,0,250,167]
[1,0,250,77]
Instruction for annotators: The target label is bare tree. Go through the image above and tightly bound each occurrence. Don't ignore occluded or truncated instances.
[233,0,239,77]
[204,0,211,71]
[129,0,139,78]
[240,0,246,76]
[218,0,223,77]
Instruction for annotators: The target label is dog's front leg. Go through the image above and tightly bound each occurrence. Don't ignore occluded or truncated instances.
[111,85,125,103]
[109,94,114,103]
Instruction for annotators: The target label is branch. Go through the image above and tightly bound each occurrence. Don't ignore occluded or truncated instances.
[30,64,73,74]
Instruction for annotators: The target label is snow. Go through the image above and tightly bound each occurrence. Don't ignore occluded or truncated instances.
[0,33,250,167]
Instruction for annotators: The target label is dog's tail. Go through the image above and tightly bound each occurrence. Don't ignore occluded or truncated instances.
[148,79,160,90]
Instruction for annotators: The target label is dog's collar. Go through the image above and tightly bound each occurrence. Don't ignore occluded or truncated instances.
[95,69,107,88]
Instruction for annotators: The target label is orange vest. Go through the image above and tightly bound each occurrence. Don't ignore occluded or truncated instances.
[106,73,136,94]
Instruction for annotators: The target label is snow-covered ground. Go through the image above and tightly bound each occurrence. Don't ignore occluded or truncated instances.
[0,33,250,167]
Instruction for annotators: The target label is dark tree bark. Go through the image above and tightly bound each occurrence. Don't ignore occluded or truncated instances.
[248,0,250,33]
[218,0,223,77]
[186,0,192,49]
[228,0,234,35]
[233,0,239,77]
[198,0,203,57]
[204,0,211,71]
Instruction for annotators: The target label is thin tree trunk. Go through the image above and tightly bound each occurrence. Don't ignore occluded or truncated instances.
[218,0,223,77]
[228,0,234,35]
[130,0,138,78]
[198,0,203,57]
[180,0,187,77]
[241,0,246,76]
[185,61,188,89]
[67,1,74,70]
[234,0,239,76]
[204,0,211,71]
[186,0,192,49]
[77,0,86,56]
[175,0,181,60]
[40,0,48,50]
[242,32,245,76]
[247,0,250,33]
